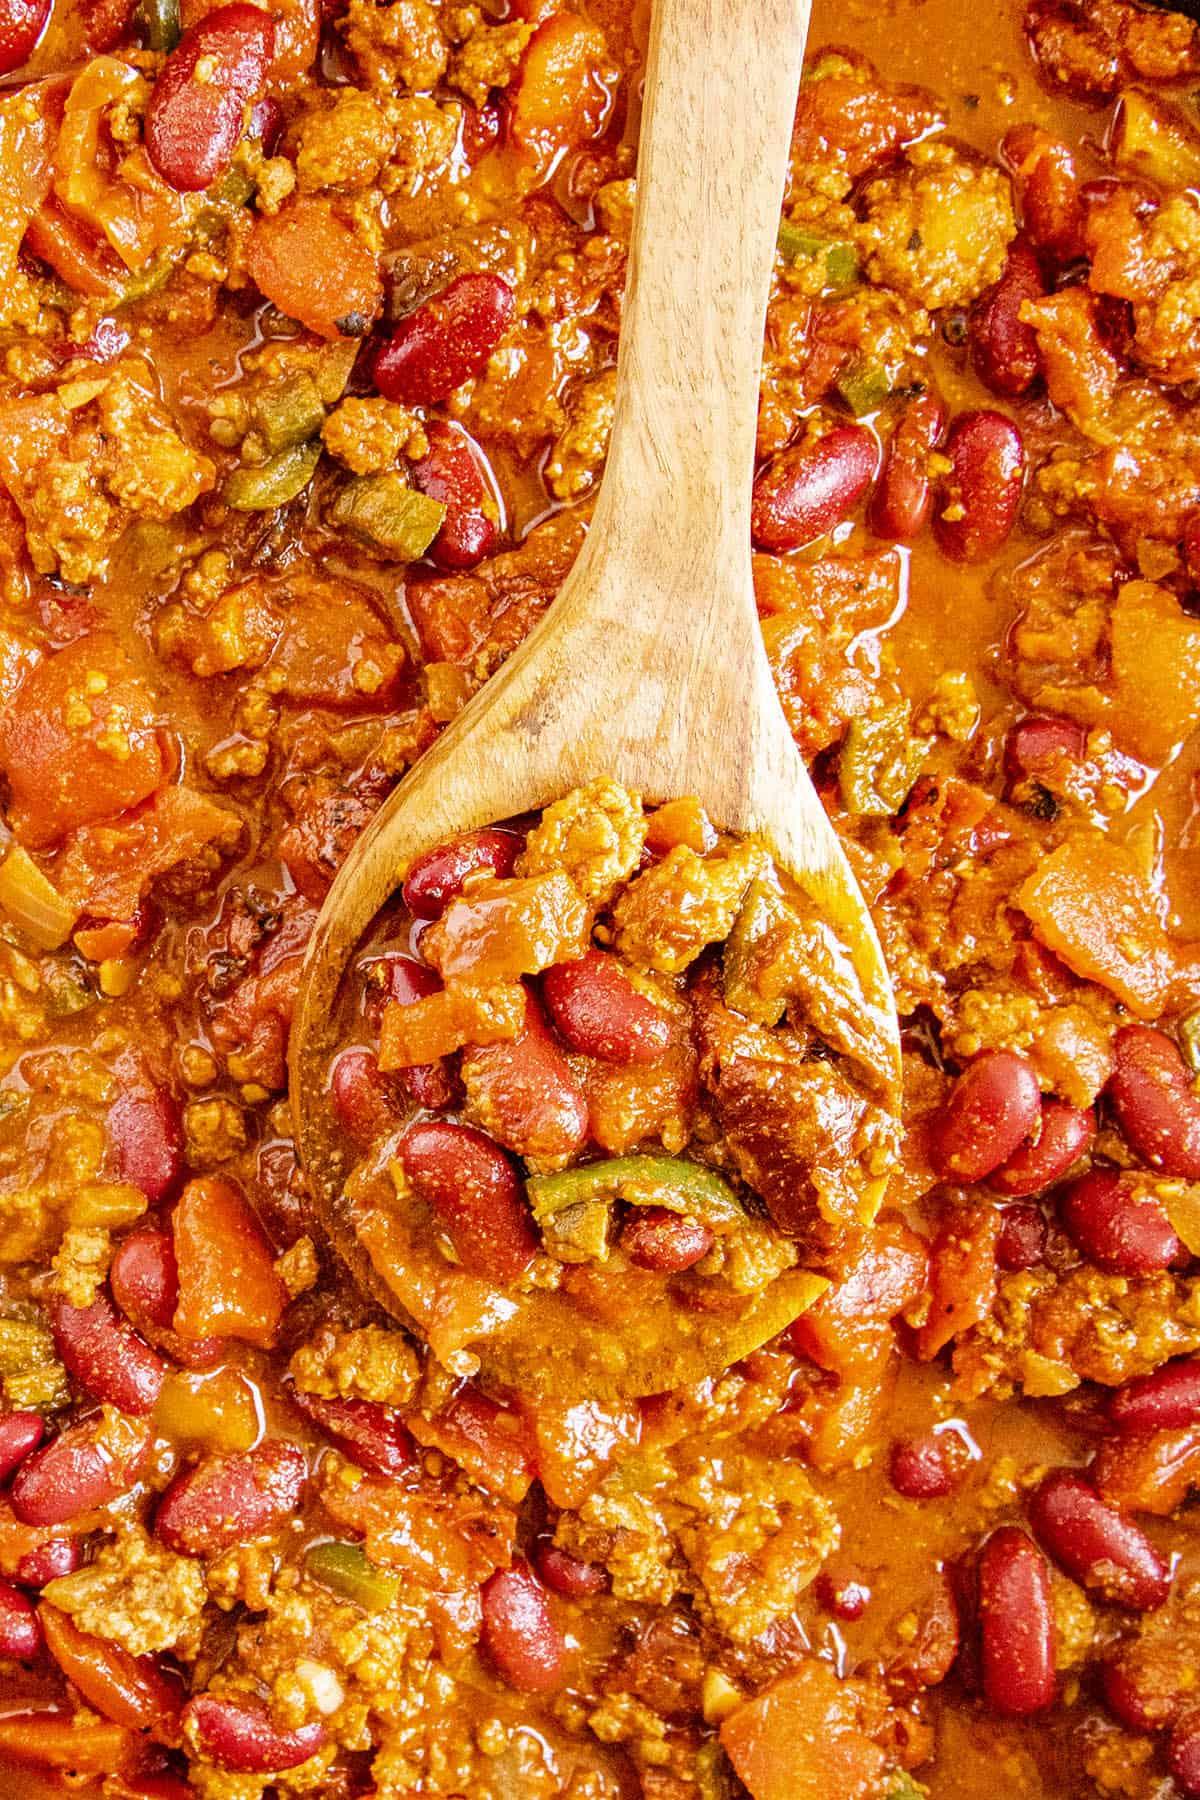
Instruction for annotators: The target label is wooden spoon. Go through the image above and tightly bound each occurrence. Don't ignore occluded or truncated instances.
[290,0,900,1362]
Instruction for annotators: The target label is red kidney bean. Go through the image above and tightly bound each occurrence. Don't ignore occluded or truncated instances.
[1003,713,1087,787]
[107,1087,184,1204]
[146,4,274,191]
[1101,1654,1183,1735]
[401,829,522,919]
[411,422,498,571]
[110,1226,178,1332]
[249,94,283,155]
[373,273,514,407]
[461,992,589,1165]
[184,1695,327,1775]
[815,1571,871,1620]
[977,1527,1056,1717]
[155,1440,307,1557]
[330,1046,402,1144]
[1173,1713,1200,1799]
[620,1208,713,1272]
[533,1539,609,1598]
[480,1563,567,1693]
[970,239,1046,398]
[0,0,49,74]
[988,1100,1093,1197]
[396,1119,536,1283]
[1110,1358,1200,1437]
[1108,1025,1200,1181]
[14,1536,80,1586]
[1057,1168,1183,1275]
[11,1417,150,1527]
[889,1432,958,1501]
[542,949,671,1065]
[933,410,1026,564]
[0,1579,39,1658]
[928,1049,1043,1183]
[751,424,878,552]
[292,1391,415,1477]
[996,1204,1048,1271]
[0,1413,43,1487]
[366,954,460,1113]
[1001,124,1085,265]
[867,390,946,542]
[1184,511,1200,590]
[50,1293,164,1418]
[1091,1424,1200,1517]
[1028,1469,1171,1610]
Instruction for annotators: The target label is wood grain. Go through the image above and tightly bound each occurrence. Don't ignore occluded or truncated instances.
[290,0,900,1332]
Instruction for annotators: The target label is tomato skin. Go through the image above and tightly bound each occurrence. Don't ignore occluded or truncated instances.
[172,1177,287,1348]
[0,634,166,848]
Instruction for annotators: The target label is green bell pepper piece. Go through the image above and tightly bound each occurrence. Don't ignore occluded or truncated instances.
[224,439,322,512]
[527,1154,744,1263]
[253,373,327,457]
[837,360,891,417]
[839,704,923,818]
[328,475,445,561]
[305,1541,400,1612]
[723,878,789,1026]
[137,0,180,52]
[777,222,860,290]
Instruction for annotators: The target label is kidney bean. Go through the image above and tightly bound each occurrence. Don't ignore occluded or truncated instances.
[155,1440,307,1557]
[1028,1469,1171,1610]
[292,1391,414,1477]
[401,829,522,919]
[988,1100,1093,1198]
[928,1049,1043,1183]
[50,1293,164,1418]
[1184,511,1200,590]
[145,4,274,192]
[110,1226,178,1332]
[1001,124,1085,265]
[1172,1713,1200,1799]
[867,390,946,542]
[249,94,283,156]
[0,1413,43,1487]
[933,410,1026,564]
[40,1606,181,1730]
[14,1536,80,1586]
[410,422,498,571]
[11,1416,150,1527]
[543,950,670,1066]
[107,1087,184,1204]
[481,1563,567,1693]
[1108,1025,1200,1181]
[977,1527,1056,1717]
[815,1571,871,1620]
[1101,1652,1185,1734]
[460,991,589,1165]
[1091,1424,1200,1517]
[533,1539,609,1597]
[995,1204,1048,1271]
[0,0,48,73]
[0,1579,39,1658]
[373,273,514,407]
[1003,713,1087,787]
[396,1119,536,1283]
[970,240,1046,398]
[1057,1168,1183,1276]
[750,424,878,553]
[330,1047,402,1144]
[890,1432,958,1501]
[1110,1358,1200,1437]
[620,1208,714,1272]
[184,1694,327,1774]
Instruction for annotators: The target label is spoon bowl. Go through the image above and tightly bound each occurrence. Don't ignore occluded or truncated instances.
[290,0,900,1375]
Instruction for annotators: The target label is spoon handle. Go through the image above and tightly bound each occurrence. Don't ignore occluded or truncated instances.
[587,0,811,605]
